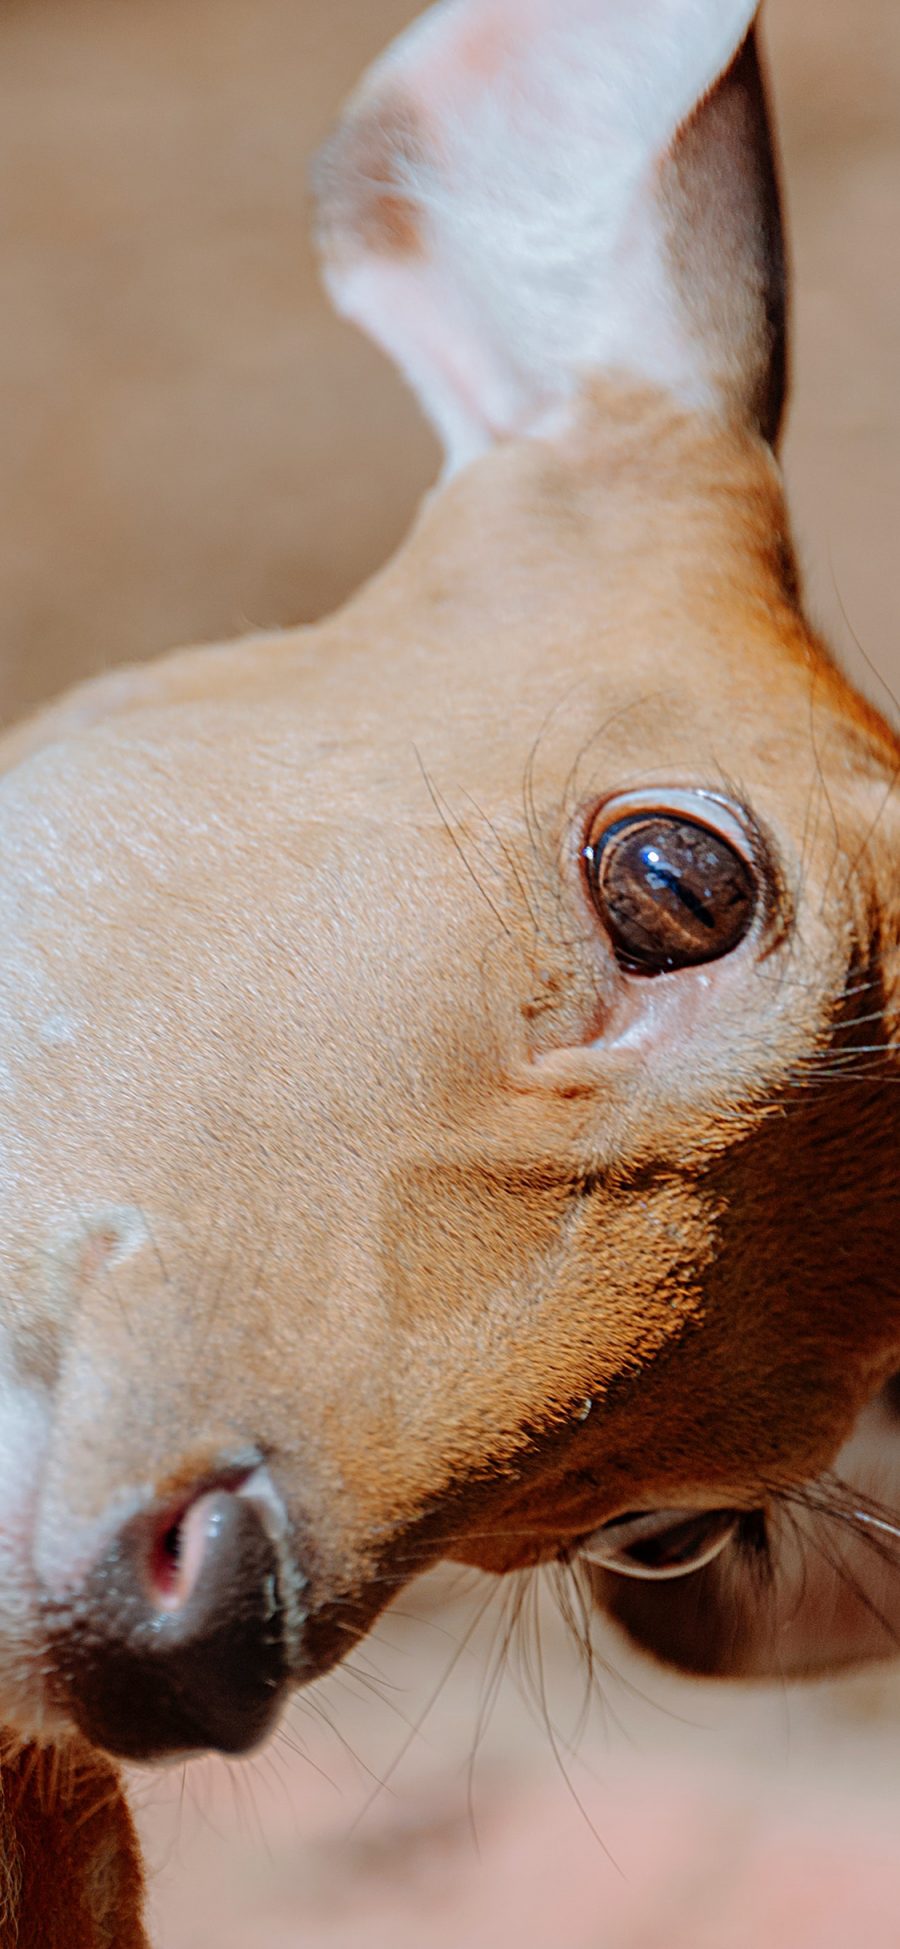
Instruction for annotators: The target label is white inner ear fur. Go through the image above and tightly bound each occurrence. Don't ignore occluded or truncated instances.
[318,0,758,471]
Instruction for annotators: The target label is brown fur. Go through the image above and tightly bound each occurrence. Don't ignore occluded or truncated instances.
[0,1739,145,1948]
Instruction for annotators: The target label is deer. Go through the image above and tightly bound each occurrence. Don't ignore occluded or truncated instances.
[0,0,897,1939]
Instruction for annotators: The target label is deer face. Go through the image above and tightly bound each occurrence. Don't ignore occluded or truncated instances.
[0,0,896,1760]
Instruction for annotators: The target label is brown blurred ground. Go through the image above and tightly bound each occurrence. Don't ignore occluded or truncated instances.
[1,1,898,1944]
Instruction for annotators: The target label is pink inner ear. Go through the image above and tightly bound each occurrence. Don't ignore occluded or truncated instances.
[451,11,514,81]
[406,0,600,121]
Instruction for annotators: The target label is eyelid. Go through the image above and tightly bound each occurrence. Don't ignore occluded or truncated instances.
[583,788,755,866]
[579,1507,739,1581]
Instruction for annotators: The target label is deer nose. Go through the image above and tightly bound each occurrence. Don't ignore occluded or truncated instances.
[54,1483,292,1760]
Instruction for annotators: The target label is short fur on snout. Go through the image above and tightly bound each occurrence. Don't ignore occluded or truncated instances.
[0,0,897,1765]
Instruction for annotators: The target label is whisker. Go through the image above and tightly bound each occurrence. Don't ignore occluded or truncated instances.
[346,1575,501,1835]
[413,746,514,942]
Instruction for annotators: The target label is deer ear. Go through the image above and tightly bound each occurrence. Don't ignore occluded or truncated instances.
[314,0,786,473]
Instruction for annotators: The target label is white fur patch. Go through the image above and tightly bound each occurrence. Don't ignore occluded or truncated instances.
[38,1010,78,1049]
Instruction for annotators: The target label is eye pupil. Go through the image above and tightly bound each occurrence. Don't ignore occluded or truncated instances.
[641,851,716,929]
[586,813,756,974]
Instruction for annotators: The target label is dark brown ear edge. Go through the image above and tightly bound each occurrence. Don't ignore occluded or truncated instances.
[662,26,789,448]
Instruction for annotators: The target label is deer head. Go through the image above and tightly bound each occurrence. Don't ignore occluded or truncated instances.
[0,0,896,1763]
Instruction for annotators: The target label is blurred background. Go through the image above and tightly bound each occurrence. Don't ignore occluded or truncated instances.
[1,1,897,1943]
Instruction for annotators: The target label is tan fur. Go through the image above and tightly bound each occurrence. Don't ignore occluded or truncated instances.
[1,388,896,1628]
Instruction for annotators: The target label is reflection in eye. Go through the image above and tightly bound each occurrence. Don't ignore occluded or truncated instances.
[579,1507,739,1580]
[584,812,757,974]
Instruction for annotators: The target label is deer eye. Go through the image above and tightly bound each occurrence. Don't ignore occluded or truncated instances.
[584,805,757,974]
[579,1507,739,1580]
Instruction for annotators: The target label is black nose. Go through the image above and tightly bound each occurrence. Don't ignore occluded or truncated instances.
[54,1488,292,1761]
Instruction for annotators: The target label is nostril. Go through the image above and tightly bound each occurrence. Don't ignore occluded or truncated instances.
[52,1471,299,1762]
[147,1493,228,1614]
[149,1509,188,1607]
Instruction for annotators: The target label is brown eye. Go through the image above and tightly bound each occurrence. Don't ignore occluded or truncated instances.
[584,811,757,974]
